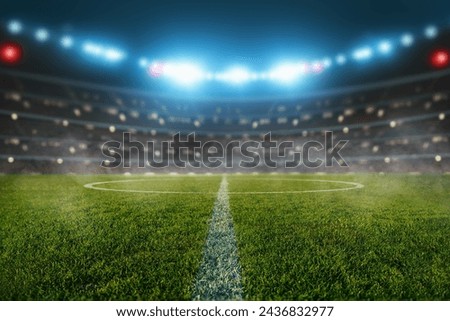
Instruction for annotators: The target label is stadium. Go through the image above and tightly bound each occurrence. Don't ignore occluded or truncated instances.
[0,0,449,302]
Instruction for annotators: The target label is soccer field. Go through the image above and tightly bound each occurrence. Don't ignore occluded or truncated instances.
[0,173,449,300]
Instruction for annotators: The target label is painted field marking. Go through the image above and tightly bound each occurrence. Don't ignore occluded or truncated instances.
[83,178,364,195]
[192,176,243,300]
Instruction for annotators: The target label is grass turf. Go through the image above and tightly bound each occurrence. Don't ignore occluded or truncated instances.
[0,173,449,300]
[0,175,219,300]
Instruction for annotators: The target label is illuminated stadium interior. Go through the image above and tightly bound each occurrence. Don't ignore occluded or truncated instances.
[1,1,450,307]
[0,9,449,174]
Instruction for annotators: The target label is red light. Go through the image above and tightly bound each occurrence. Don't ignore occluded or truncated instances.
[0,42,23,65]
[430,49,449,69]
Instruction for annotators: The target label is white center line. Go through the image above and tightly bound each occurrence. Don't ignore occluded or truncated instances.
[192,176,243,300]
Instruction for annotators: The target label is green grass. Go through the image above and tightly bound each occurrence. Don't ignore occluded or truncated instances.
[0,173,449,300]
[0,175,219,300]
[229,174,450,300]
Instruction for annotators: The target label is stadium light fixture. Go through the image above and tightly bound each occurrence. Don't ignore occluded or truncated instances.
[322,58,332,68]
[138,57,148,68]
[82,42,126,62]
[424,25,438,39]
[60,36,74,48]
[218,67,251,84]
[83,42,103,55]
[104,48,125,61]
[268,62,305,84]
[35,28,49,42]
[352,47,373,61]
[378,40,392,54]
[310,61,324,73]
[0,42,23,65]
[336,54,347,65]
[163,62,205,86]
[400,33,414,47]
[7,20,22,34]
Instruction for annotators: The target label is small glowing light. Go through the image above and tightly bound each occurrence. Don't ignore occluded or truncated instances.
[148,61,165,77]
[424,25,438,39]
[7,20,22,34]
[390,120,397,128]
[310,61,324,73]
[336,54,346,65]
[401,34,414,47]
[7,157,14,163]
[435,155,442,162]
[83,42,102,55]
[57,158,64,165]
[138,57,148,68]
[35,28,49,42]
[430,50,449,69]
[438,113,445,120]
[322,58,332,68]
[62,119,69,127]
[353,47,373,60]
[0,42,23,65]
[11,113,18,120]
[378,40,392,54]
[109,125,116,133]
[104,49,125,61]
[60,36,74,48]
[337,115,344,123]
[83,42,125,62]
[384,157,391,164]
[69,146,76,154]
[343,127,349,134]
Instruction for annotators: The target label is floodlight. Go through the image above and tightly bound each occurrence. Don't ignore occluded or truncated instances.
[60,36,74,48]
[424,25,438,39]
[401,34,414,47]
[378,40,392,54]
[163,62,205,85]
[268,63,304,83]
[352,47,373,60]
[322,58,332,68]
[219,67,251,84]
[336,54,346,65]
[83,42,103,55]
[104,48,125,61]
[138,57,148,68]
[82,42,125,62]
[35,28,49,42]
[7,20,22,34]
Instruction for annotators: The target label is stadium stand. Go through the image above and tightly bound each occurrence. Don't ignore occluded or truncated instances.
[0,68,449,174]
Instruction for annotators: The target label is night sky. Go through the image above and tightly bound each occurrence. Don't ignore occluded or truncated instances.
[2,0,450,60]
[1,0,450,92]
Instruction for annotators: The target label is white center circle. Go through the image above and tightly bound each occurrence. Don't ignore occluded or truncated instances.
[83,177,364,194]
